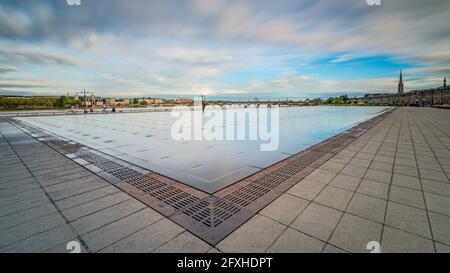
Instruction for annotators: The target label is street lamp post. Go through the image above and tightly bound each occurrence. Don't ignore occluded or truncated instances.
[75,89,94,113]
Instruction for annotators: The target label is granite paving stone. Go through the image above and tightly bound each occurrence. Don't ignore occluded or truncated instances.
[260,194,309,225]
[356,179,389,199]
[314,186,353,211]
[329,214,383,253]
[216,215,285,253]
[287,179,326,201]
[98,218,184,253]
[389,185,426,209]
[381,226,435,253]
[346,193,387,223]
[385,202,432,239]
[291,202,343,241]
[155,231,211,253]
[266,228,324,253]
[429,212,450,245]
[424,192,450,216]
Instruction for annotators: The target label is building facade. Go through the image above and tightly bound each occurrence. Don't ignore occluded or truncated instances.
[138,98,163,105]
[103,98,131,106]
[358,71,450,106]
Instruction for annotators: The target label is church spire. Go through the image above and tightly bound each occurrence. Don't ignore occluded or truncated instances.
[444,77,447,88]
[398,69,404,94]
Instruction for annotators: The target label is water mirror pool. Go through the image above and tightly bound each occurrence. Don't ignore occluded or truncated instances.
[18,106,390,193]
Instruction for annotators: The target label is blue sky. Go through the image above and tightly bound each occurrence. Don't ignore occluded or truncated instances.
[0,0,449,98]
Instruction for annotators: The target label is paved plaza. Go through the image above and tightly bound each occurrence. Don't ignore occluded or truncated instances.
[1,107,450,253]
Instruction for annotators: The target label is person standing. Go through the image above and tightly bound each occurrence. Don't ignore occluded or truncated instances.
[202,96,206,112]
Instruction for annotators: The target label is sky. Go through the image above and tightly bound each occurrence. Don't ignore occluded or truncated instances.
[0,0,449,98]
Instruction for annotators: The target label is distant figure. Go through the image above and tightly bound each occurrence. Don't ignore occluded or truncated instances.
[112,107,116,113]
[102,106,107,114]
[90,108,94,113]
[202,99,206,112]
[83,108,88,114]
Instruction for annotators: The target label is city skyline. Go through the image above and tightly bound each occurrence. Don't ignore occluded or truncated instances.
[1,0,450,97]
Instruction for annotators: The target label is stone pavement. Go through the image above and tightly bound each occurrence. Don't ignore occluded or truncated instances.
[217,107,450,253]
[1,107,450,253]
[0,122,210,253]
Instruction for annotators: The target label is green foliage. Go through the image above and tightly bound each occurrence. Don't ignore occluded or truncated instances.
[326,95,352,105]
[310,98,323,105]
[0,96,82,109]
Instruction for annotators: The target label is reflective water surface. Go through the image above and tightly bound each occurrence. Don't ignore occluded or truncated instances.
[18,106,390,193]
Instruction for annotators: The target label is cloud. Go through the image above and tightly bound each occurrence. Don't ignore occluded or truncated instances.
[0,80,52,89]
[331,54,355,63]
[154,47,234,66]
[0,48,77,66]
[0,6,31,37]
[0,67,17,74]
[407,66,450,76]
[0,0,449,97]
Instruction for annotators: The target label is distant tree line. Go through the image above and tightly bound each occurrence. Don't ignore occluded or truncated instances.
[0,96,82,110]
[326,95,351,105]
[131,98,148,106]
[300,95,353,105]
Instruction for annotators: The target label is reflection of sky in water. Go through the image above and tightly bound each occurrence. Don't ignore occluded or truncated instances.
[18,106,390,193]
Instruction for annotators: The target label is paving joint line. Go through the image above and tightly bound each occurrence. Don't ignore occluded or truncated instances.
[0,130,91,253]
[408,110,440,252]
[379,109,403,251]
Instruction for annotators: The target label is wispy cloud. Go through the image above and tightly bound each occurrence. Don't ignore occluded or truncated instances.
[0,0,449,97]
[0,49,78,66]
[0,67,17,74]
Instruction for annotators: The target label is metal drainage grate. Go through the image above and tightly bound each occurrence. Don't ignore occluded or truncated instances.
[253,172,289,189]
[47,140,84,154]
[127,175,167,193]
[182,197,241,228]
[47,139,67,148]
[270,166,298,177]
[74,150,144,181]
[108,167,143,181]
[152,186,200,210]
[91,160,125,172]
[223,183,271,207]
[75,150,110,164]
[62,143,84,154]
[124,174,201,210]
[280,158,310,171]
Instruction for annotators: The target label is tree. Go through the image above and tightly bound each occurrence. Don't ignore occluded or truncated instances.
[340,95,350,103]
[326,94,351,105]
[55,96,68,107]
